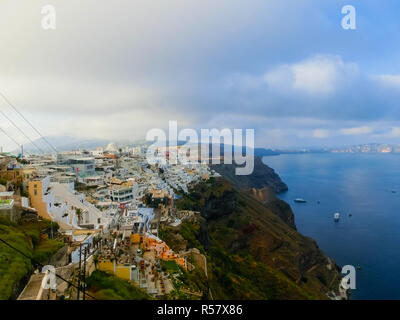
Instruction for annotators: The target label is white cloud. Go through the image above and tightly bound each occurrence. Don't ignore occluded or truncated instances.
[263,55,358,95]
[292,56,341,94]
[389,127,400,137]
[313,129,329,138]
[373,74,400,89]
[340,126,373,135]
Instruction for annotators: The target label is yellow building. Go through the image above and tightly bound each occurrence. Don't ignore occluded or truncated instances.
[28,176,53,220]
[98,260,131,281]
[22,168,37,193]
[131,233,142,244]
[0,167,23,188]
[98,260,115,273]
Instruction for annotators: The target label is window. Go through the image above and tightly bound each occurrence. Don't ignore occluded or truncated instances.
[34,190,37,196]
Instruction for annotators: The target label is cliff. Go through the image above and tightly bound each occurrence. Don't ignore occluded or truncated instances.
[162,159,342,299]
[212,157,294,229]
[211,156,288,193]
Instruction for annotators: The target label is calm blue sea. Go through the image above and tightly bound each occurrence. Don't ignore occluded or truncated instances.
[262,153,400,300]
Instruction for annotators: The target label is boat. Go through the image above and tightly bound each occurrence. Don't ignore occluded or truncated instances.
[334,213,340,221]
[294,198,307,203]
[349,213,352,217]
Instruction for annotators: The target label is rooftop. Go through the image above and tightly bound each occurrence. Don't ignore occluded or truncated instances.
[0,199,14,210]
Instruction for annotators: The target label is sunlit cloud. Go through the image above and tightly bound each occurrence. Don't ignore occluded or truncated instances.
[340,126,373,135]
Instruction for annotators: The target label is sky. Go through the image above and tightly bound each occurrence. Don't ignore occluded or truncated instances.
[1,0,400,150]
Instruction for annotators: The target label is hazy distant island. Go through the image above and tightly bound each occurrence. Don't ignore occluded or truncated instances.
[256,143,400,156]
[10,135,400,157]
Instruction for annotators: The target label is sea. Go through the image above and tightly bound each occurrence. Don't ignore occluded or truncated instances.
[262,153,400,300]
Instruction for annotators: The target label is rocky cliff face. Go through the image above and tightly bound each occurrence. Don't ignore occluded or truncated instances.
[212,157,295,229]
[211,156,288,193]
[167,157,343,299]
[246,187,296,229]
[170,177,341,299]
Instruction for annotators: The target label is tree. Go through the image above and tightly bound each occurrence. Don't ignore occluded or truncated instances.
[76,208,82,224]
[93,254,99,270]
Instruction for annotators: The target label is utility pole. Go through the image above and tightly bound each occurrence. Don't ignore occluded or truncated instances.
[77,244,82,300]
[83,246,88,300]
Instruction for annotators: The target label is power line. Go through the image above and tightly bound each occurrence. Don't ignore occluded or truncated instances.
[0,109,44,154]
[0,237,97,300]
[0,91,58,153]
[0,126,31,156]
[0,126,21,148]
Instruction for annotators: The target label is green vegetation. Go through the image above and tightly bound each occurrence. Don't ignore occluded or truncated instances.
[75,208,82,224]
[15,157,28,165]
[205,243,314,299]
[167,178,340,300]
[144,193,169,208]
[86,270,150,300]
[161,260,207,300]
[19,219,60,246]
[161,260,181,273]
[0,217,65,299]
[0,199,12,206]
[32,239,64,264]
[159,221,205,254]
[0,218,33,300]
[75,182,97,192]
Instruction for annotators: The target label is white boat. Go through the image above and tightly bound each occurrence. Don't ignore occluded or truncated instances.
[334,213,340,221]
[294,198,307,203]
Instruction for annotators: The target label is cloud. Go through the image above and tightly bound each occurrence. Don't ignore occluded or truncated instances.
[390,127,400,137]
[313,129,330,138]
[231,55,358,96]
[340,126,373,135]
[2,1,400,150]
[373,74,400,90]
[263,55,358,95]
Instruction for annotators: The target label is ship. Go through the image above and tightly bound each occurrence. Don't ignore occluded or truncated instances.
[294,198,307,203]
[334,212,340,221]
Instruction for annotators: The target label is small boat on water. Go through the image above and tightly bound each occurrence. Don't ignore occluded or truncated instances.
[294,198,307,203]
[334,212,340,222]
[349,213,352,217]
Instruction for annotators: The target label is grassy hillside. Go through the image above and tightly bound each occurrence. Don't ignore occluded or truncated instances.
[86,270,151,300]
[163,178,341,300]
[0,218,33,300]
[0,217,64,300]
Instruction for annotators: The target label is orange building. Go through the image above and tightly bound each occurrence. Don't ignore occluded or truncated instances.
[131,233,187,269]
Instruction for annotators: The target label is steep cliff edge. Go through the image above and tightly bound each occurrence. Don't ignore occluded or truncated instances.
[212,157,295,229]
[162,159,342,299]
[211,156,288,193]
[246,187,296,229]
